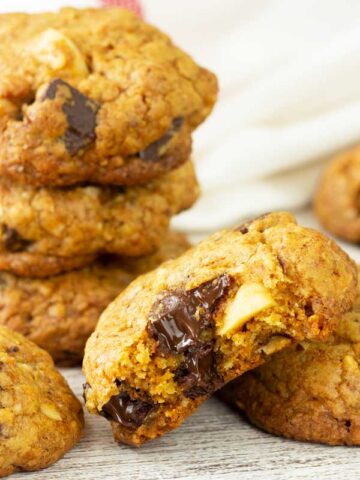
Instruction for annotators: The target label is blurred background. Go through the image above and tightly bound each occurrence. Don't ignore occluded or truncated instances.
[2,0,360,257]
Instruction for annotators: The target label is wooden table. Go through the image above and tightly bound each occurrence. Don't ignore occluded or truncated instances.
[11,212,360,480]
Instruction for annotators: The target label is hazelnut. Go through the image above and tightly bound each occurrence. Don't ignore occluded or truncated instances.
[220,283,275,335]
[41,402,62,421]
[29,28,88,79]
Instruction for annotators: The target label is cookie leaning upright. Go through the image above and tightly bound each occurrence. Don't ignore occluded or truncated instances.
[219,267,360,446]
[0,7,217,186]
[83,212,357,446]
[0,326,83,477]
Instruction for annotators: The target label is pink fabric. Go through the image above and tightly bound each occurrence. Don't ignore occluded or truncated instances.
[100,0,142,17]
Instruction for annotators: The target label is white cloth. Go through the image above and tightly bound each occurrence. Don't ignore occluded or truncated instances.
[3,0,360,234]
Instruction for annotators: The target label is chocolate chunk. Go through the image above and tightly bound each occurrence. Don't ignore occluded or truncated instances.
[1,225,32,252]
[148,274,231,353]
[304,302,314,317]
[149,275,231,398]
[139,117,184,162]
[6,346,19,354]
[235,225,248,234]
[175,343,222,399]
[43,79,100,156]
[101,392,154,430]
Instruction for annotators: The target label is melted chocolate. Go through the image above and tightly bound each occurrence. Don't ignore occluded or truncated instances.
[139,117,183,162]
[1,225,32,252]
[148,275,231,353]
[149,275,231,398]
[43,79,100,156]
[101,392,154,430]
[175,343,222,398]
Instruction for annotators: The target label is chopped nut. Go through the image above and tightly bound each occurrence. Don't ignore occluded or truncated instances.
[29,28,88,78]
[48,302,66,318]
[220,283,275,335]
[0,99,17,117]
[235,399,245,410]
[343,354,360,372]
[41,403,62,421]
[261,336,292,355]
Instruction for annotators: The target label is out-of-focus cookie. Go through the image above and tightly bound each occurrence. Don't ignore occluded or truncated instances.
[314,145,360,242]
[0,232,190,365]
[219,268,360,446]
[83,212,357,446]
[0,8,215,186]
[0,251,96,278]
[0,326,83,477]
[0,162,198,271]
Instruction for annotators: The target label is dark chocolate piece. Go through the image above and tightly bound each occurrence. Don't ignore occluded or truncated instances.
[149,274,231,353]
[139,117,183,162]
[149,275,231,398]
[175,343,222,399]
[6,346,19,354]
[43,79,99,156]
[304,302,314,317]
[1,225,32,252]
[235,225,248,234]
[101,392,154,430]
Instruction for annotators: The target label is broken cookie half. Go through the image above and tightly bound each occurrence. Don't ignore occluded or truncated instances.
[83,212,357,446]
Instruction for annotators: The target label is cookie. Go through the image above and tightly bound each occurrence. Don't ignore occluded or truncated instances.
[0,232,190,366]
[83,212,357,446]
[0,326,83,477]
[0,7,216,186]
[219,269,360,446]
[0,251,96,278]
[0,162,198,270]
[314,145,360,242]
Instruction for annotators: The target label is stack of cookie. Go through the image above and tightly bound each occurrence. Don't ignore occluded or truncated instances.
[0,8,218,365]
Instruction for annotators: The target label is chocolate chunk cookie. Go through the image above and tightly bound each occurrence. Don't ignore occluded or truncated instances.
[0,162,198,272]
[315,144,360,243]
[0,8,215,186]
[0,326,83,477]
[0,232,190,366]
[219,269,360,446]
[83,212,357,446]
